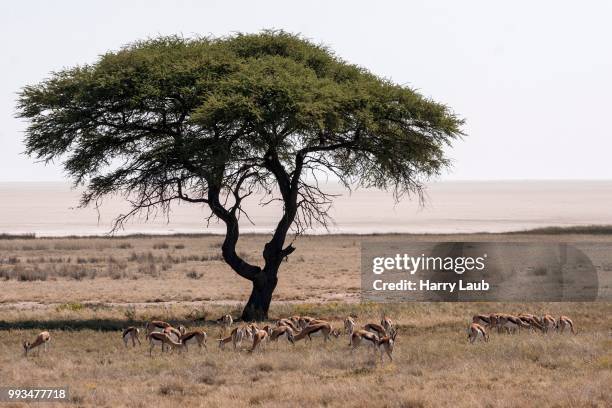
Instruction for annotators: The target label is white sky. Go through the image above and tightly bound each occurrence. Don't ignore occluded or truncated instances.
[1,0,611,182]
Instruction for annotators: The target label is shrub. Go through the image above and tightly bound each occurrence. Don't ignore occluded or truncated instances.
[124,306,137,321]
[70,270,88,280]
[158,382,184,396]
[56,302,85,312]
[138,262,158,277]
[186,270,203,279]
[14,265,47,281]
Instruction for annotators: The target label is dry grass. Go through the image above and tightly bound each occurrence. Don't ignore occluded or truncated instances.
[1,232,612,304]
[0,233,611,406]
[0,302,610,407]
[0,234,361,303]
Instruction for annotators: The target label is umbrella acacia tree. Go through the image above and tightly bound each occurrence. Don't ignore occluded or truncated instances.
[17,31,464,320]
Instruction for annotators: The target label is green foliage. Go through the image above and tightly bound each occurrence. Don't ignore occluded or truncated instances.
[18,30,462,209]
[17,31,464,317]
[17,30,464,252]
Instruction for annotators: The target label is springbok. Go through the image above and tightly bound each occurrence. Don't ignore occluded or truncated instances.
[380,312,394,335]
[297,316,316,329]
[468,323,489,343]
[23,331,50,356]
[294,318,332,341]
[472,314,497,330]
[557,316,576,334]
[270,325,295,344]
[344,316,356,337]
[218,326,246,350]
[378,329,398,362]
[249,328,270,352]
[122,327,141,348]
[277,318,299,332]
[293,322,334,342]
[180,330,207,351]
[350,329,379,351]
[518,314,544,333]
[489,313,505,332]
[541,314,557,333]
[364,322,388,338]
[497,315,530,334]
[163,326,182,340]
[220,314,233,334]
[161,326,183,351]
[148,332,184,356]
[146,320,171,335]
[518,313,541,323]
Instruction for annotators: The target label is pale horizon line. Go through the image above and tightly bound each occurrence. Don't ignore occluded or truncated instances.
[1,178,612,184]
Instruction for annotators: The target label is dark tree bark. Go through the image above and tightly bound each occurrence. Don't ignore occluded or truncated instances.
[236,151,300,320]
[242,268,278,321]
[203,152,300,321]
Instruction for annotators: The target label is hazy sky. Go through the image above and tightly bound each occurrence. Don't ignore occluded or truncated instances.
[1,0,611,182]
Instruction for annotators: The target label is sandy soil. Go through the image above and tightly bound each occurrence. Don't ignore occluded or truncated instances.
[1,233,611,306]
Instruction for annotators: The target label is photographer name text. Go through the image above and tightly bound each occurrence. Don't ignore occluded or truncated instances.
[371,253,490,293]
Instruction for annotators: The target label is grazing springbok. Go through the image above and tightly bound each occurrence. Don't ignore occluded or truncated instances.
[218,326,247,350]
[163,326,182,340]
[249,328,270,352]
[146,320,172,335]
[489,313,506,332]
[467,323,489,343]
[350,329,379,351]
[295,318,331,341]
[160,326,183,351]
[472,314,498,330]
[364,322,388,338]
[378,329,398,362]
[270,325,295,344]
[518,313,542,324]
[541,314,557,333]
[277,318,299,331]
[557,316,576,334]
[293,322,334,342]
[23,331,50,356]
[180,330,207,351]
[147,332,184,356]
[122,327,141,348]
[517,314,544,333]
[497,315,530,334]
[297,316,316,329]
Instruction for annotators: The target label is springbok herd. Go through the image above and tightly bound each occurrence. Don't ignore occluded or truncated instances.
[468,312,576,343]
[21,312,575,360]
[21,313,398,362]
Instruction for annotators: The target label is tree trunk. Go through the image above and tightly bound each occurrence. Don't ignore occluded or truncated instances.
[241,268,278,321]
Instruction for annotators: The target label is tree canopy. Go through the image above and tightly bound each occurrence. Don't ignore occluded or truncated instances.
[17,31,464,320]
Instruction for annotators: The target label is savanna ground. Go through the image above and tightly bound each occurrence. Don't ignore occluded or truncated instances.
[0,233,611,407]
